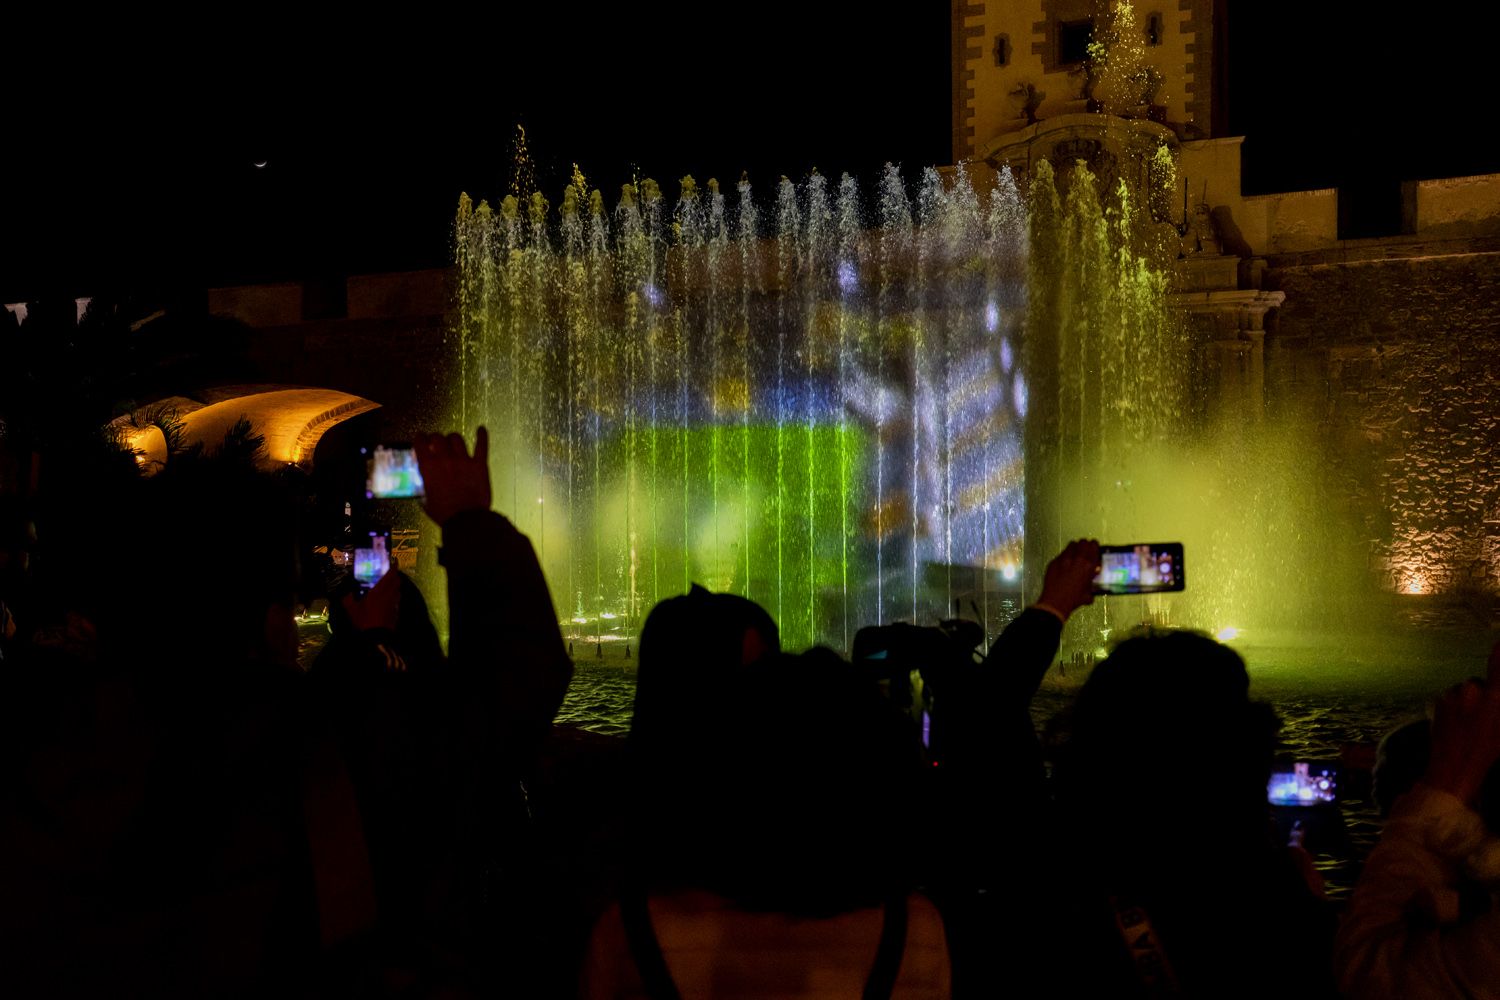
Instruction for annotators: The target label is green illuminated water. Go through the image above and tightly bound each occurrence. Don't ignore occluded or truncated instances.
[453,153,1394,656]
[455,165,1031,651]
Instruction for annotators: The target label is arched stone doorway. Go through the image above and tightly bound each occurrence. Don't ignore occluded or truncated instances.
[111,385,380,471]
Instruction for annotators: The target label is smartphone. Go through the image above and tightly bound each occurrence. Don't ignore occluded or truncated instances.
[352,531,392,591]
[1092,542,1185,595]
[1268,762,1339,806]
[364,444,425,499]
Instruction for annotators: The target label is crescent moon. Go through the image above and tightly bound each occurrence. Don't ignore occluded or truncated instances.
[254,161,268,169]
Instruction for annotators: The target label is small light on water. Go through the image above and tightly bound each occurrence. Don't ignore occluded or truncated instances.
[1216,626,1239,642]
[1404,575,1428,595]
[600,612,618,620]
[1000,337,1014,373]
[1002,563,1018,581]
[1012,372,1027,418]
[985,299,1000,333]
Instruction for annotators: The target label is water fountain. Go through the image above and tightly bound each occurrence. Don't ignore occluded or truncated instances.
[453,163,1037,652]
[1021,152,1379,658]
[450,149,1424,668]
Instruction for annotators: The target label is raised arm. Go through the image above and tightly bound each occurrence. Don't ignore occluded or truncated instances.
[415,428,573,772]
[982,538,1100,702]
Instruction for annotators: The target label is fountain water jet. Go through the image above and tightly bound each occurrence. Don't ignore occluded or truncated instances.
[452,151,1369,656]
[455,165,1030,651]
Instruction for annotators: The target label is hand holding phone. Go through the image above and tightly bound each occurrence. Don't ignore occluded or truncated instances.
[1424,640,1500,805]
[352,531,392,591]
[1035,539,1101,621]
[341,565,401,632]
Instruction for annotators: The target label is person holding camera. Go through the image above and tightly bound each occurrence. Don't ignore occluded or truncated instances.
[408,427,576,990]
[925,539,1102,995]
[1050,631,1336,998]
[925,538,1101,837]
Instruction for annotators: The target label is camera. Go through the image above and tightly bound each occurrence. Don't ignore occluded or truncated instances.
[1268,761,1338,806]
[1093,542,1185,595]
[352,530,392,592]
[1268,760,1348,855]
[364,444,425,499]
[853,618,986,764]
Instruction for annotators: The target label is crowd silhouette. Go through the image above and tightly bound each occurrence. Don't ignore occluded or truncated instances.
[1,419,1498,999]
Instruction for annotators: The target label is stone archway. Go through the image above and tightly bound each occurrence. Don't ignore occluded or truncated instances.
[112,385,380,471]
[978,113,1179,198]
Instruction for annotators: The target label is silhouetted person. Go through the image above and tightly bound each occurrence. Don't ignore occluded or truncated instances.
[0,423,573,997]
[941,538,1103,852]
[412,426,575,991]
[1052,630,1336,998]
[625,583,779,806]
[921,539,1101,997]
[0,436,328,998]
[585,638,949,998]
[1336,642,1500,999]
[310,569,457,984]
[1371,717,1433,820]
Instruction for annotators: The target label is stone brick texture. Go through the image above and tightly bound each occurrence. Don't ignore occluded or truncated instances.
[1181,0,1213,133]
[952,0,984,161]
[1267,253,1500,597]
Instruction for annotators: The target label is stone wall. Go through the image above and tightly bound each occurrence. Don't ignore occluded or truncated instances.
[1245,188,1339,254]
[206,282,302,328]
[1416,174,1500,240]
[952,0,985,161]
[960,0,1201,158]
[1266,251,1500,597]
[210,269,456,441]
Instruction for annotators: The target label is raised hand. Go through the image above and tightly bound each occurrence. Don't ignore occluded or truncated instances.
[1424,640,1500,806]
[1035,538,1102,622]
[340,568,401,633]
[413,427,492,528]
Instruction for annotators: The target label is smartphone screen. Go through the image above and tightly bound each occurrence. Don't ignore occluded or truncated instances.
[1092,542,1185,595]
[365,445,425,499]
[1268,762,1338,806]
[352,532,391,590]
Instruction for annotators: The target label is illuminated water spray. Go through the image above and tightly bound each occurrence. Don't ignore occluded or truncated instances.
[454,163,1038,651]
[1023,151,1370,647]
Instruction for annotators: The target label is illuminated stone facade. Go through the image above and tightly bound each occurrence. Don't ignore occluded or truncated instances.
[955,0,1500,599]
[952,0,1217,161]
[1268,246,1500,598]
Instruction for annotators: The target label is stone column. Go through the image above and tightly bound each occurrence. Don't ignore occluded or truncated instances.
[1243,328,1266,424]
[1170,287,1284,429]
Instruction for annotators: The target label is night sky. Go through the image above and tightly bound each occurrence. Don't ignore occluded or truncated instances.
[3,5,1495,300]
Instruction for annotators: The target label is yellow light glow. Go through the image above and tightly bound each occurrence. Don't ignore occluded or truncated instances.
[124,426,167,474]
[1002,563,1018,581]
